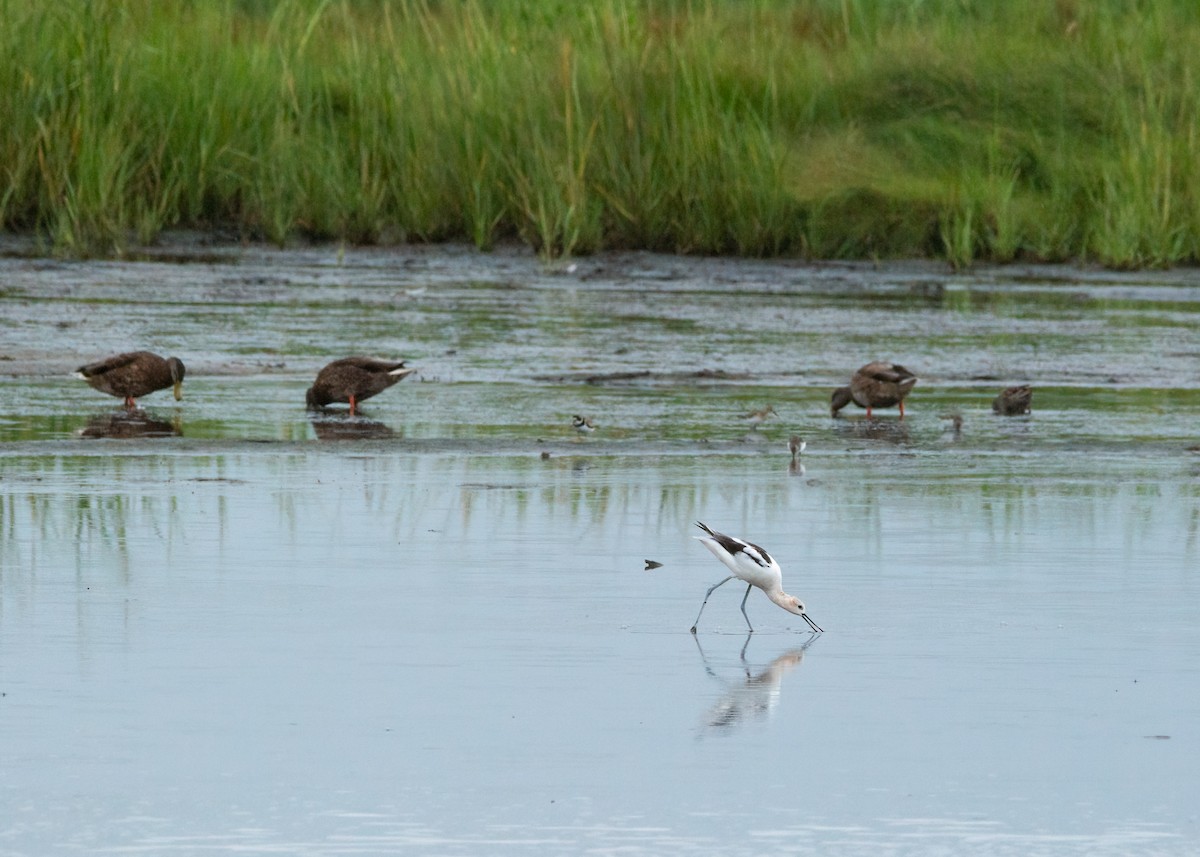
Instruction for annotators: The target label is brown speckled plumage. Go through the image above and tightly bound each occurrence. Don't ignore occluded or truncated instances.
[75,351,186,408]
[831,361,918,417]
[993,385,1033,415]
[305,357,416,414]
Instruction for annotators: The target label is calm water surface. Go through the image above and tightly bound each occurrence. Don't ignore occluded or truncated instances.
[1,244,1199,855]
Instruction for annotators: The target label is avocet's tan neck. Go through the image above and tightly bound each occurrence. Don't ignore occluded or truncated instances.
[765,588,801,615]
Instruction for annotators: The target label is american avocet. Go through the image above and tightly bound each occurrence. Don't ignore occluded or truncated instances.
[572,414,597,434]
[831,361,917,418]
[993,384,1033,415]
[742,404,776,429]
[305,357,416,415]
[690,522,822,634]
[75,352,187,410]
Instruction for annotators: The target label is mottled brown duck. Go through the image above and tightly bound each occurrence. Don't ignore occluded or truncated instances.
[831,361,918,418]
[305,357,416,414]
[992,385,1033,415]
[74,351,186,409]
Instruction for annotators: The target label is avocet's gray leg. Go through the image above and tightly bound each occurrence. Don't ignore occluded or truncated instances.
[739,583,755,632]
[690,575,734,633]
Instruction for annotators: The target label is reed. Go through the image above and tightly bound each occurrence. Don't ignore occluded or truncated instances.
[2,0,1200,266]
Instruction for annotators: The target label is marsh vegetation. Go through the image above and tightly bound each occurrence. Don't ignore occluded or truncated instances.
[3,0,1200,266]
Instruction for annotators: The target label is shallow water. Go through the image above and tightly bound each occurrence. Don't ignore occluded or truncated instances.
[1,243,1199,855]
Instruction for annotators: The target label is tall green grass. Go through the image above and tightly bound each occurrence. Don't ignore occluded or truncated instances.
[2,0,1200,265]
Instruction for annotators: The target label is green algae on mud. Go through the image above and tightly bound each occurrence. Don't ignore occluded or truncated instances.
[1,243,1199,454]
[3,1,1200,267]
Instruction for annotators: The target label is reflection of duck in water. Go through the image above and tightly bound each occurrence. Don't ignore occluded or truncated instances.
[310,413,396,441]
[993,385,1033,415]
[694,634,817,735]
[831,361,917,418]
[305,357,416,415]
[833,417,911,445]
[78,410,181,439]
[75,352,186,409]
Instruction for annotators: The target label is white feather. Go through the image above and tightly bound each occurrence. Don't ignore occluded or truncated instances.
[696,535,782,591]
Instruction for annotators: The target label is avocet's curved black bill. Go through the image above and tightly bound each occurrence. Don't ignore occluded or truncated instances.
[801,613,823,633]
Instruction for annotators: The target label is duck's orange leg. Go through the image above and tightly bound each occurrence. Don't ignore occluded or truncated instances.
[124,396,137,409]
[899,401,906,418]
[348,394,357,416]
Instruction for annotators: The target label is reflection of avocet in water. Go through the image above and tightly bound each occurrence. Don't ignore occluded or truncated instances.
[694,634,817,735]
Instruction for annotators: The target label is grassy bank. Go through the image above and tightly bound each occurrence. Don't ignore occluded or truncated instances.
[2,0,1200,266]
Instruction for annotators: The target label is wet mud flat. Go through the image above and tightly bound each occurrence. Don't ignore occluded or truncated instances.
[1,240,1199,856]
[1,237,1198,450]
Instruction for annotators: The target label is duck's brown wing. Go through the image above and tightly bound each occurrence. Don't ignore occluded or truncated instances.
[851,361,916,407]
[311,357,412,405]
[331,357,408,374]
[77,351,170,398]
[76,351,146,378]
[310,362,366,403]
[857,361,916,385]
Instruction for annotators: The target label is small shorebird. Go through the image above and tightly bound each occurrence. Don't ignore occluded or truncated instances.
[741,405,776,429]
[993,385,1033,415]
[75,351,186,409]
[788,435,806,476]
[831,361,917,418]
[940,413,964,434]
[690,522,822,634]
[572,414,597,434]
[305,357,415,415]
